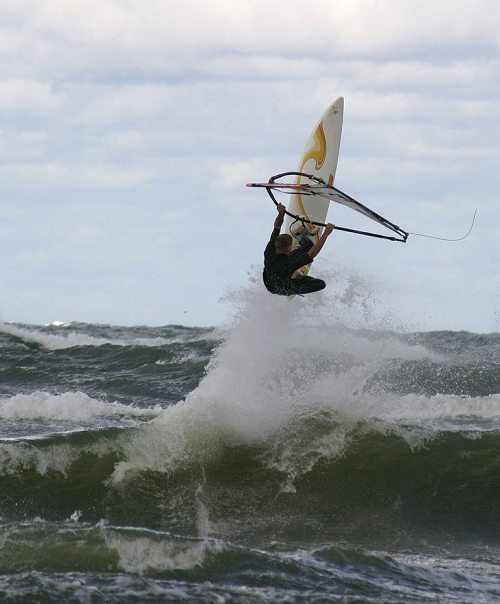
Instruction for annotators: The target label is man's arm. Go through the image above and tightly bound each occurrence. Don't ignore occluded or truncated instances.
[264,203,287,261]
[307,223,335,259]
[274,203,286,230]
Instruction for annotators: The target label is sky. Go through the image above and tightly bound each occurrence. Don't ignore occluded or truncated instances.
[0,0,498,331]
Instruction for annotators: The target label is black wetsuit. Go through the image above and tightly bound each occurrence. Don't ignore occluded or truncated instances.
[263,228,326,296]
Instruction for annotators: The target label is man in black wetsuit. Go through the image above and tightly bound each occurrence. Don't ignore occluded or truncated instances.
[263,203,335,296]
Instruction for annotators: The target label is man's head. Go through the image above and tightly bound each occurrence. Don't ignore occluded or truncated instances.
[275,234,293,254]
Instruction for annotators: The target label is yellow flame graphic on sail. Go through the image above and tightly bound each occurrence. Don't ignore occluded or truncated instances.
[299,123,327,172]
[295,122,328,231]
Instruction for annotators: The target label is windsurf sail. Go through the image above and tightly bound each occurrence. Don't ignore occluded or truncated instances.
[247,171,409,243]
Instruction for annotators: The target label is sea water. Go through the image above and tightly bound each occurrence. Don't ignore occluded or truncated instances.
[0,278,499,602]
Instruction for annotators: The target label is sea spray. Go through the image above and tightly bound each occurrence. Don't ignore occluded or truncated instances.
[110,277,441,486]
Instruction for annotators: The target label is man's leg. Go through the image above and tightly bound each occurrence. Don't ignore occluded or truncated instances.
[290,275,326,295]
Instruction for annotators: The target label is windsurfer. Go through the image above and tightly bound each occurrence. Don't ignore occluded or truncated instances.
[263,203,334,296]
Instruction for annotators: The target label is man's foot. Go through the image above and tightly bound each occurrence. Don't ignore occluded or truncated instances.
[291,223,319,241]
[291,268,307,279]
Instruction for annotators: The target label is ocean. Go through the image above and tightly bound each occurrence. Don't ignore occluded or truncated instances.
[1,287,499,603]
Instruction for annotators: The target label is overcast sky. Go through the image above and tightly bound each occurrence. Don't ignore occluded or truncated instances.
[0,0,498,331]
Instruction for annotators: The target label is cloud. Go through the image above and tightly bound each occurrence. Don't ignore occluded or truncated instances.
[0,161,154,189]
[0,79,63,117]
[2,1,500,81]
[0,0,498,329]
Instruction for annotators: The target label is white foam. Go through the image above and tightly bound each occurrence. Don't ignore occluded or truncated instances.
[0,391,159,421]
[46,321,72,327]
[0,437,106,476]
[0,392,161,477]
[366,392,500,422]
[104,530,220,574]
[0,323,170,350]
